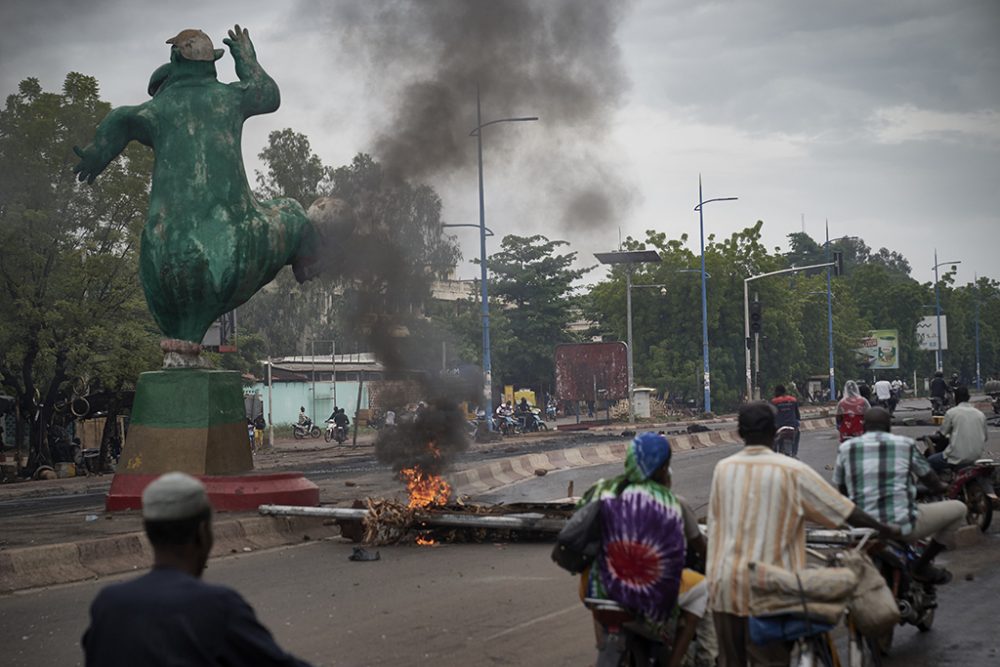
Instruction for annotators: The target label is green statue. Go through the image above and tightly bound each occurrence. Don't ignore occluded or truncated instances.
[74,25,318,357]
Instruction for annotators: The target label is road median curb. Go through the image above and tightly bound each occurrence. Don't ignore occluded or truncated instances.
[449,418,836,496]
[0,515,340,595]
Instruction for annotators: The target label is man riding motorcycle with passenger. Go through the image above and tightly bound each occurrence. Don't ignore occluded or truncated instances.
[833,406,966,584]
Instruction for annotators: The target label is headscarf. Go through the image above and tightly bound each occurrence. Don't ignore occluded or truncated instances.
[843,380,861,399]
[580,433,686,629]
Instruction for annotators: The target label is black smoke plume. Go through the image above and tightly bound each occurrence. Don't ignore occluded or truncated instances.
[309,0,636,231]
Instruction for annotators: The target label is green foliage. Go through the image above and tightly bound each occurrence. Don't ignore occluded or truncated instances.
[482,235,591,388]
[0,74,160,463]
[584,221,997,413]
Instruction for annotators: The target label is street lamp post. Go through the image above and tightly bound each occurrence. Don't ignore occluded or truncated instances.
[932,250,961,373]
[744,261,836,401]
[694,176,737,414]
[975,273,981,390]
[471,86,537,429]
[595,250,662,422]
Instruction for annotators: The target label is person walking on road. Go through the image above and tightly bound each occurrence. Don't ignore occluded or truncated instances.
[834,407,966,584]
[82,472,313,667]
[706,402,901,667]
[836,380,870,443]
[928,386,988,473]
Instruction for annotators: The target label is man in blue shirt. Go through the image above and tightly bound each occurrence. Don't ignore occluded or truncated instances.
[82,472,313,666]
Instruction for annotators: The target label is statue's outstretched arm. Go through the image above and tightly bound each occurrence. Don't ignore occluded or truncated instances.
[223,24,280,118]
[73,105,149,184]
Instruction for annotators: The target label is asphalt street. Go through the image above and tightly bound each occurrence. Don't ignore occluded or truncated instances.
[1,412,998,666]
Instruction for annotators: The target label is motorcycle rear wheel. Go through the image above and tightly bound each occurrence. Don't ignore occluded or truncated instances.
[293,429,304,440]
[961,483,993,532]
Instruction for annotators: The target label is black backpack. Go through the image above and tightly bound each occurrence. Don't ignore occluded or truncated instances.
[551,479,628,574]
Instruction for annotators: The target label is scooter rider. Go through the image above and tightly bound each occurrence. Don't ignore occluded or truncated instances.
[834,407,966,584]
[929,371,949,408]
[927,386,987,473]
[770,385,801,457]
[333,407,350,431]
[297,406,309,426]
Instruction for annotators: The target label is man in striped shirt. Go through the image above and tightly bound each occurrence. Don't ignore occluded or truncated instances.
[833,407,966,584]
[706,402,900,667]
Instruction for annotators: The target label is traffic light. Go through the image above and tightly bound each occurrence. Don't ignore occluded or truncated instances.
[750,301,763,335]
[833,250,845,276]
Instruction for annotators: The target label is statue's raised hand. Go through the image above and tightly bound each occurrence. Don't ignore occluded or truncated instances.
[73,144,104,184]
[223,24,256,62]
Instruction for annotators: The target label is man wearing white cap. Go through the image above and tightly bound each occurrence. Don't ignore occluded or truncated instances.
[82,472,313,666]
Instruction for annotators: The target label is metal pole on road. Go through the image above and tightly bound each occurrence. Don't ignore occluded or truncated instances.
[931,251,962,373]
[825,222,835,401]
[594,250,662,421]
[471,85,537,430]
[625,266,634,422]
[744,261,836,403]
[694,177,737,414]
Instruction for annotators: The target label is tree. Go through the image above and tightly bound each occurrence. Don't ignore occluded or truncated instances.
[0,74,160,469]
[476,235,590,390]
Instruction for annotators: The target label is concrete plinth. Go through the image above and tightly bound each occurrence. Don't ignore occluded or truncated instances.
[106,472,319,512]
[107,368,318,511]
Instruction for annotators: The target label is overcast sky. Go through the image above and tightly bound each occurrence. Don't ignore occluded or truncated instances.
[2,0,997,286]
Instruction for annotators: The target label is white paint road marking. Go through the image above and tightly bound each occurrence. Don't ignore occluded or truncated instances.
[483,604,583,642]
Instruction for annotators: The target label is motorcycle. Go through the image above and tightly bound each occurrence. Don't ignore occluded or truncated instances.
[324,420,348,444]
[807,528,938,656]
[492,413,521,436]
[584,597,671,666]
[519,408,549,433]
[919,434,997,531]
[293,418,321,440]
[773,425,798,457]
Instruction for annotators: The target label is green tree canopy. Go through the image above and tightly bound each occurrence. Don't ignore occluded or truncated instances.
[0,74,160,466]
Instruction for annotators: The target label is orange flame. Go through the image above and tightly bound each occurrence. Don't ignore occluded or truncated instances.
[415,535,437,546]
[400,465,451,509]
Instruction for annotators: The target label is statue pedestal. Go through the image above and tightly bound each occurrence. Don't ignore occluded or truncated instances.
[106,368,318,511]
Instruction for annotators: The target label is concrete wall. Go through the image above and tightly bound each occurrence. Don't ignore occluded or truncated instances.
[246,381,370,425]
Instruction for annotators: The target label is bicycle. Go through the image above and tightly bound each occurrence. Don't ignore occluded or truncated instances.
[782,528,885,667]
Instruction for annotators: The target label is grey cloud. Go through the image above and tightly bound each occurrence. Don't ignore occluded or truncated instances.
[625,0,1000,135]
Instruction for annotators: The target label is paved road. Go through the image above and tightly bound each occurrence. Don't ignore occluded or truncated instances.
[1,411,997,666]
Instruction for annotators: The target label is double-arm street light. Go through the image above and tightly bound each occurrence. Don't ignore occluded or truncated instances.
[472,86,537,429]
[594,250,663,423]
[744,261,836,401]
[932,250,961,373]
[694,176,737,414]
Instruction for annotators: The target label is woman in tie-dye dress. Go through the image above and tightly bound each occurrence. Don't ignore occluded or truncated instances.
[580,432,687,644]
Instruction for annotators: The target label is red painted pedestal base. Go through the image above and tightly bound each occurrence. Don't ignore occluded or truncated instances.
[106,472,319,512]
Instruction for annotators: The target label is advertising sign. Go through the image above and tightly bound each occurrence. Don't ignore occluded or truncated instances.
[916,315,948,351]
[857,329,900,370]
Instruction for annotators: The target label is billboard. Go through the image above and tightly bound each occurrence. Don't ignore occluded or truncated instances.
[916,315,948,352]
[857,330,899,370]
[554,342,629,401]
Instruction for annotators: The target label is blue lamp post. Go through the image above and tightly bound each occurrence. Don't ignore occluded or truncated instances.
[931,250,961,373]
[470,86,537,429]
[693,176,737,413]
